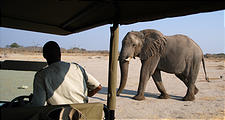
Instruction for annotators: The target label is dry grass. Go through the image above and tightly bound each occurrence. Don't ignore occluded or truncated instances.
[0,47,108,53]
[0,48,109,58]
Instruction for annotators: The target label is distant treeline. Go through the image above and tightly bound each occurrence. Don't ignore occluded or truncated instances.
[1,47,224,59]
[204,53,225,59]
[0,44,109,55]
[1,43,224,58]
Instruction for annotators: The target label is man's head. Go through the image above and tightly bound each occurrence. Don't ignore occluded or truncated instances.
[43,41,61,64]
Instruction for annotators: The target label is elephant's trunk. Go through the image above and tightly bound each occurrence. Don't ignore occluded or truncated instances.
[117,60,129,96]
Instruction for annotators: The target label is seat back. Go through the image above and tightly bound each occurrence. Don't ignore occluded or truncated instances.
[1,103,104,120]
[0,60,47,71]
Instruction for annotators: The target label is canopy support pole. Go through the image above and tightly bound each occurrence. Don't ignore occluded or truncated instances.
[107,23,119,120]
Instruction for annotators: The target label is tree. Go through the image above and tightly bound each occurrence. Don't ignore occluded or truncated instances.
[8,43,22,48]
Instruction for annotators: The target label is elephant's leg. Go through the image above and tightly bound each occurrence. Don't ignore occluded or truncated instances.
[152,70,169,99]
[183,79,196,101]
[133,62,150,100]
[133,56,160,100]
[183,63,200,101]
[175,74,199,95]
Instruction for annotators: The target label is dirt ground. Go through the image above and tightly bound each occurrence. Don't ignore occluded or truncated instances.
[0,53,224,119]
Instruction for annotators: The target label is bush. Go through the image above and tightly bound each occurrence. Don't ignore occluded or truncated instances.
[7,43,22,48]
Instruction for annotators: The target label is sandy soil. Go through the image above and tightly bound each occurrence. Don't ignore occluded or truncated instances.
[0,53,224,119]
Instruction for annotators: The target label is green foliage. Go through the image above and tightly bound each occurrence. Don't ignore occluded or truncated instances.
[7,43,22,48]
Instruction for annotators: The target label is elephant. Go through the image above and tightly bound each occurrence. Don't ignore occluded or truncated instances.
[116,29,209,101]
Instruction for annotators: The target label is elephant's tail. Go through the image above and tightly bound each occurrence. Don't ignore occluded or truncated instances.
[202,57,209,82]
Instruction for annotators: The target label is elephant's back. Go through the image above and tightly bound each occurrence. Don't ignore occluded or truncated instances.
[159,34,203,73]
[165,34,203,55]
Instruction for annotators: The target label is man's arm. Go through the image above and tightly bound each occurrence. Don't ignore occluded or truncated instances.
[88,84,102,97]
[32,73,46,106]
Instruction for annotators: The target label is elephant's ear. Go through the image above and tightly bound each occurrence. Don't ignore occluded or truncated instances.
[139,30,167,60]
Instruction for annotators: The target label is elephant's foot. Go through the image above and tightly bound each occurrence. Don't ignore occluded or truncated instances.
[133,95,145,101]
[194,87,199,95]
[183,95,195,101]
[158,93,170,99]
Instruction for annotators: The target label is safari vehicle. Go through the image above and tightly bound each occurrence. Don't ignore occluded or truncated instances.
[1,0,224,120]
[0,60,108,119]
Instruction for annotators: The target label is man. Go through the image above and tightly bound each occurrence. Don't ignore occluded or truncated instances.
[32,41,102,106]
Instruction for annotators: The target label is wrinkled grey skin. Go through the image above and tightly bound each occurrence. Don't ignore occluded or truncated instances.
[117,29,208,101]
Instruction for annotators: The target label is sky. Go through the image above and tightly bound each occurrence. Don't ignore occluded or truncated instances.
[0,10,224,54]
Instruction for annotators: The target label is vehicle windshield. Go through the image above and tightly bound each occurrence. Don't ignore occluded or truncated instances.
[0,70,34,101]
[0,50,45,103]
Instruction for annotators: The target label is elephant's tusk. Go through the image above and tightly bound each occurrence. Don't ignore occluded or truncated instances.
[125,57,132,62]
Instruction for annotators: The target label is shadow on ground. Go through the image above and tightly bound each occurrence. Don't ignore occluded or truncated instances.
[96,87,183,101]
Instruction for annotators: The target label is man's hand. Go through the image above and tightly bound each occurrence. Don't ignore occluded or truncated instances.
[88,85,102,97]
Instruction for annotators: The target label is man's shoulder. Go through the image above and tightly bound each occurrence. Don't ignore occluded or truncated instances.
[70,62,79,66]
[36,61,61,74]
[70,62,83,69]
[35,65,48,77]
[70,62,86,74]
